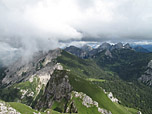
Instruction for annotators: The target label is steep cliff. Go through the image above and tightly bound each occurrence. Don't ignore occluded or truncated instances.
[36,70,74,113]
[139,60,152,86]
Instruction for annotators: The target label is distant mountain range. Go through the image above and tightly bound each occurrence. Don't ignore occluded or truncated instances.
[64,43,152,81]
[65,42,151,59]
[133,46,150,53]
[139,45,152,52]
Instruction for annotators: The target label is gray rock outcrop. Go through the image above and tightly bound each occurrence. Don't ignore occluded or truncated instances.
[35,70,75,113]
[1,49,61,87]
[98,43,111,51]
[81,45,93,52]
[139,60,152,86]
[65,46,87,58]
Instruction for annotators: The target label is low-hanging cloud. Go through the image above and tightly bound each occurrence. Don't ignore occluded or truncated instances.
[0,0,152,65]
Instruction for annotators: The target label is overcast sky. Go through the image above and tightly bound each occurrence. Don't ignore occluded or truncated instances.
[0,0,152,63]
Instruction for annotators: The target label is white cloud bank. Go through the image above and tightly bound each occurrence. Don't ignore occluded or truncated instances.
[0,0,152,63]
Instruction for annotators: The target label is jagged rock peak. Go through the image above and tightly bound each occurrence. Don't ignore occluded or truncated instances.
[65,45,87,58]
[81,45,93,52]
[124,43,131,49]
[65,46,81,52]
[98,42,132,51]
[98,42,111,50]
[115,42,123,49]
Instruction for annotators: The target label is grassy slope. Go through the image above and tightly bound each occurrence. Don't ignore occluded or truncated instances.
[73,97,100,114]
[96,79,152,114]
[0,99,72,114]
[9,102,63,114]
[87,78,105,82]
[57,51,113,80]
[90,49,152,114]
[68,71,138,114]
[0,76,45,107]
[9,102,46,114]
[57,50,138,114]
[0,99,46,114]
[0,100,61,114]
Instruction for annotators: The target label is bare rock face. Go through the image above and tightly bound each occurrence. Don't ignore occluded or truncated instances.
[81,45,93,52]
[1,49,62,87]
[137,111,142,114]
[36,70,73,113]
[139,60,152,86]
[115,42,123,49]
[148,60,152,68]
[124,43,131,49]
[65,46,87,58]
[107,92,119,103]
[98,43,111,51]
[0,100,21,114]
[105,50,112,58]
[110,43,123,50]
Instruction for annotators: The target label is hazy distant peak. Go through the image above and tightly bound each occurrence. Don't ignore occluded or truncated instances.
[115,42,123,49]
[98,42,111,50]
[133,46,149,53]
[81,45,93,52]
[124,43,131,49]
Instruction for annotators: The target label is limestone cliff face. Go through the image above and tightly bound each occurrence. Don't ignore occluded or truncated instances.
[1,49,61,87]
[35,70,74,113]
[139,60,152,86]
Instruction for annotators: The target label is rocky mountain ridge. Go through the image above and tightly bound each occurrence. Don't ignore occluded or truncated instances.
[1,49,62,87]
[64,42,132,58]
[64,46,87,58]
